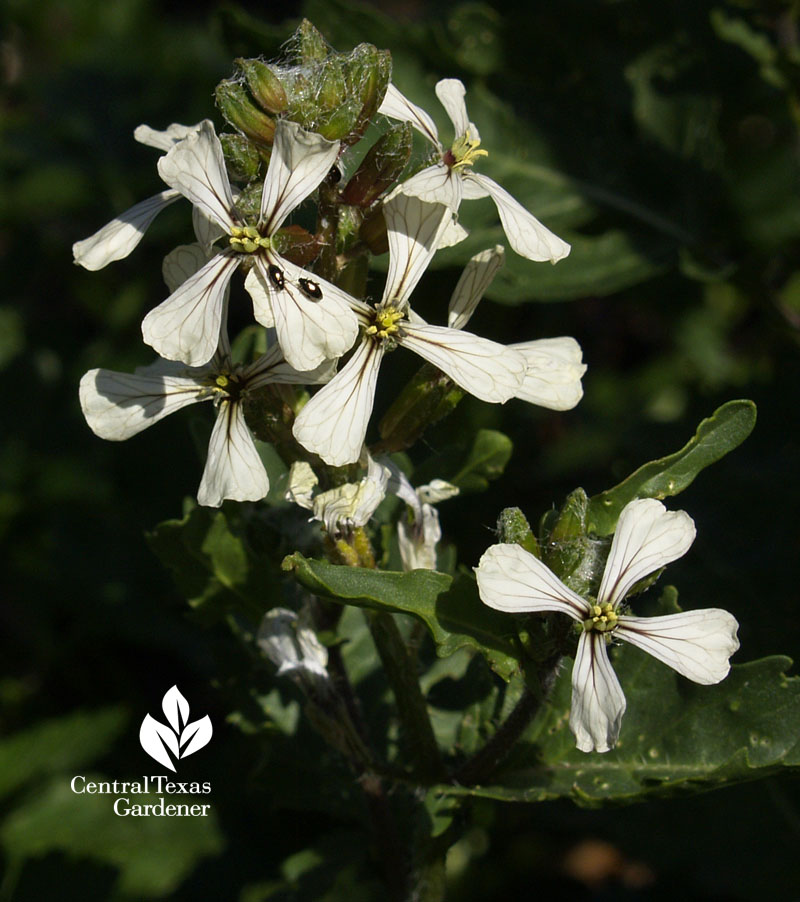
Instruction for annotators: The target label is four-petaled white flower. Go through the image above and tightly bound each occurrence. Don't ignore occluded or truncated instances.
[139,118,359,370]
[292,193,528,466]
[79,326,335,508]
[448,245,586,410]
[379,80,571,263]
[476,498,739,753]
[73,122,205,272]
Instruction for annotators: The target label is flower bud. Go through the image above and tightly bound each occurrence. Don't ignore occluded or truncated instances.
[296,19,329,64]
[219,133,262,182]
[543,488,608,596]
[496,507,539,557]
[340,123,413,207]
[341,44,391,144]
[236,58,288,114]
[215,80,276,145]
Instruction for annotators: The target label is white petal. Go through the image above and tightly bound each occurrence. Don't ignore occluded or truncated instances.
[399,322,526,403]
[435,78,469,138]
[197,403,268,507]
[142,251,239,366]
[192,205,226,250]
[417,479,459,504]
[510,337,586,410]
[383,458,422,517]
[398,503,441,572]
[162,243,212,293]
[157,120,237,232]
[73,190,181,271]
[243,266,275,328]
[79,367,204,440]
[461,176,490,200]
[569,632,627,753]
[617,610,739,685]
[464,173,571,263]
[134,121,202,152]
[378,82,440,148]
[598,499,696,608]
[448,245,505,330]
[253,256,359,372]
[475,543,587,620]
[292,339,385,467]
[312,458,387,534]
[391,164,461,209]
[259,119,340,232]
[383,193,453,307]
[285,461,318,510]
[437,214,469,248]
[242,341,338,389]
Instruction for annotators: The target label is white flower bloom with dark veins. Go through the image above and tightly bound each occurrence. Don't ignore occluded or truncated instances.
[257,607,330,684]
[79,327,335,508]
[292,194,528,467]
[72,122,204,271]
[138,118,359,370]
[379,80,571,263]
[476,498,740,753]
[448,245,586,410]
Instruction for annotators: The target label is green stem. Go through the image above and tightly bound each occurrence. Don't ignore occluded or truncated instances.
[368,611,444,783]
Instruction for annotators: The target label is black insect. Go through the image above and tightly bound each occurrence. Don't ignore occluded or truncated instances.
[298,278,323,301]
[326,165,342,185]
[268,264,285,290]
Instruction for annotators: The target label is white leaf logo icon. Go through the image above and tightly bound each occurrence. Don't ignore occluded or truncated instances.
[139,686,213,771]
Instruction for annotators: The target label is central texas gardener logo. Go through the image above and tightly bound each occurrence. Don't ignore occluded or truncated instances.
[139,686,213,772]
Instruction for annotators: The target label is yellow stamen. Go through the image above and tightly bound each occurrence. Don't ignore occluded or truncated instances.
[449,130,488,170]
[229,225,271,254]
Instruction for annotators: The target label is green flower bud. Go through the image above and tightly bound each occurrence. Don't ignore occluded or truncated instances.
[236,58,288,114]
[378,363,464,453]
[297,19,329,64]
[341,123,412,207]
[215,80,276,145]
[341,44,391,144]
[543,488,608,597]
[219,133,263,182]
[496,507,539,557]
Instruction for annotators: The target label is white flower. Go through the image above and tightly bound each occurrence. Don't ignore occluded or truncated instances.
[257,608,329,685]
[379,80,570,263]
[285,452,390,537]
[79,327,334,508]
[476,498,740,753]
[73,122,203,271]
[448,245,586,410]
[387,464,459,571]
[138,118,359,370]
[292,194,528,466]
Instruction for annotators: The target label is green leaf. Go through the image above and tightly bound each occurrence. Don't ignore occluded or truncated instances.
[283,555,520,679]
[450,428,513,493]
[444,650,800,806]
[147,502,279,623]
[587,399,757,535]
[0,708,127,800]
[1,776,222,897]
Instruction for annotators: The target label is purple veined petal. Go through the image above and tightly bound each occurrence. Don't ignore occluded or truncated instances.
[292,338,386,467]
[197,402,269,507]
[139,713,179,772]
[398,503,441,572]
[141,251,239,367]
[162,243,213,293]
[243,342,337,390]
[251,255,359,372]
[617,609,740,685]
[134,121,204,152]
[259,119,340,233]
[157,120,237,232]
[180,715,213,758]
[476,543,587,620]
[598,499,696,609]
[447,245,505,330]
[73,189,181,271]
[509,337,587,411]
[243,266,276,328]
[79,367,207,441]
[569,632,627,753]
[399,322,526,403]
[435,78,470,138]
[162,685,190,733]
[391,164,461,209]
[378,82,441,148]
[382,194,453,307]
[192,205,226,251]
[463,172,571,263]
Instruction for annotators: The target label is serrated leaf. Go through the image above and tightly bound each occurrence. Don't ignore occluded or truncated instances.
[587,399,757,535]
[283,555,520,679]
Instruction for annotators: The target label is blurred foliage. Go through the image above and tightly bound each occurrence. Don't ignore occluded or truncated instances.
[2,0,800,899]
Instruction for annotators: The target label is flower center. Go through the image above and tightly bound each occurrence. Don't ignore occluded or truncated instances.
[229,225,272,254]
[583,602,618,634]
[365,305,405,342]
[444,130,488,170]
[205,370,244,404]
